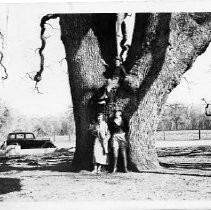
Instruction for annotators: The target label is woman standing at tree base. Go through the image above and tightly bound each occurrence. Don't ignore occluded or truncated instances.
[91,113,110,173]
[110,110,129,173]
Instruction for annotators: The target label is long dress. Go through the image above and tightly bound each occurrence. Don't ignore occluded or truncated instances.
[92,121,110,165]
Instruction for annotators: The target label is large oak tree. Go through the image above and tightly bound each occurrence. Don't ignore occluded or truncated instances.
[45,13,211,171]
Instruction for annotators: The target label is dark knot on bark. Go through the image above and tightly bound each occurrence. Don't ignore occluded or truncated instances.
[34,72,42,82]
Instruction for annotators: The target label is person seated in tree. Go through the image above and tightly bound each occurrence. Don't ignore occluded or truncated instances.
[95,85,109,115]
[90,112,110,173]
[95,61,127,111]
[113,59,127,80]
[95,13,135,110]
[109,110,129,173]
[95,77,121,116]
[106,13,135,87]
[115,13,135,66]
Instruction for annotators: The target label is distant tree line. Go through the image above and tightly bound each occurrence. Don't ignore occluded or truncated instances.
[1,99,211,142]
[0,100,75,141]
[158,103,211,131]
[0,100,12,140]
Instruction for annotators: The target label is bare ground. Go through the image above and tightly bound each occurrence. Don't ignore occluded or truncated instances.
[1,143,211,201]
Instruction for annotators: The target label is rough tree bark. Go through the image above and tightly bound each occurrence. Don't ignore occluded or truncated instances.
[59,13,211,171]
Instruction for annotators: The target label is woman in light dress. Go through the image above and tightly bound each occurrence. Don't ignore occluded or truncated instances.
[91,113,110,173]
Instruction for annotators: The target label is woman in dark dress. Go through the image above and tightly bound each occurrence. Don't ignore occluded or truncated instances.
[110,110,129,173]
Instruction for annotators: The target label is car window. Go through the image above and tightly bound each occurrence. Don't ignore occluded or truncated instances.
[25,133,34,139]
[16,134,25,139]
[8,134,15,139]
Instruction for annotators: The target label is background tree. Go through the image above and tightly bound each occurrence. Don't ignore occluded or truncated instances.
[0,103,75,147]
[188,106,201,130]
[59,106,75,136]
[36,13,211,171]
[158,103,190,130]
[0,100,12,140]
[158,103,211,131]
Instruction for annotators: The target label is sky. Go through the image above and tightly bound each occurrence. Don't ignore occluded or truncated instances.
[168,43,211,106]
[0,4,72,117]
[0,4,211,117]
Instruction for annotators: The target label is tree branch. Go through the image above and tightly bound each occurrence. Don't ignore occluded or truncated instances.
[0,32,8,80]
[34,14,60,84]
[45,22,60,30]
[123,13,211,97]
[0,51,8,80]
[34,82,43,94]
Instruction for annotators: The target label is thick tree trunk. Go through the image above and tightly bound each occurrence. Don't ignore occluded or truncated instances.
[59,14,117,170]
[59,13,211,171]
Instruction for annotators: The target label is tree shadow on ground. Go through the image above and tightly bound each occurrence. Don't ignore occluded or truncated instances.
[0,149,75,173]
[0,178,21,196]
[160,161,211,171]
[157,145,211,157]
[158,145,211,173]
[2,146,211,176]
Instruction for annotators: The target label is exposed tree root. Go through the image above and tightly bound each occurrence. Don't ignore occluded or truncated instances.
[139,167,211,178]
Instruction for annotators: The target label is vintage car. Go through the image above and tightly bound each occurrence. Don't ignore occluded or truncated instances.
[5,132,56,149]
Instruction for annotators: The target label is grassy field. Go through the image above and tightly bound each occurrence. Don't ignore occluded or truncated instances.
[53,130,211,148]
[156,130,211,141]
[53,130,211,146]
[52,135,75,148]
[1,130,210,147]
[54,130,211,144]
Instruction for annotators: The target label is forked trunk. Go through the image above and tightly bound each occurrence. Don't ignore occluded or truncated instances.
[59,13,211,171]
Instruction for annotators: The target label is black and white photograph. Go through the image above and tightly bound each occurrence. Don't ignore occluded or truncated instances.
[1,1,211,209]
